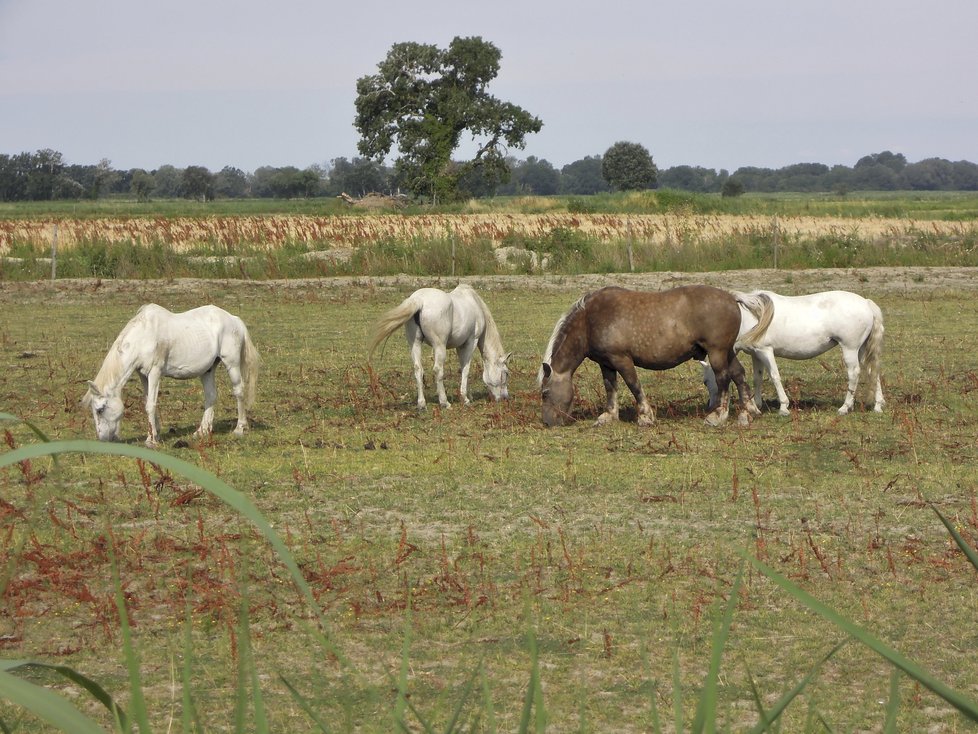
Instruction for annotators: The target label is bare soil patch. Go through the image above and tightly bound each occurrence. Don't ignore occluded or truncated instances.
[1,265,976,304]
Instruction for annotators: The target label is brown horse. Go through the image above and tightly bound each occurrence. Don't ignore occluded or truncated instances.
[538,285,766,427]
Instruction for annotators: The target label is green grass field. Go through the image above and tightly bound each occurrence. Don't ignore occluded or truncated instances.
[2,266,977,732]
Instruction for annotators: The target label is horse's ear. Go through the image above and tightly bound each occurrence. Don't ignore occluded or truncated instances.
[504,352,513,364]
[86,380,102,397]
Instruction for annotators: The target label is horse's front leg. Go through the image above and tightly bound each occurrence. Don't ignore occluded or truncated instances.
[142,370,163,447]
[456,341,477,405]
[195,369,218,438]
[594,365,620,425]
[754,348,789,416]
[606,359,655,426]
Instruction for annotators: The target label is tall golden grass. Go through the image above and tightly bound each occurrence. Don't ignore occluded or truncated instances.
[2,213,973,254]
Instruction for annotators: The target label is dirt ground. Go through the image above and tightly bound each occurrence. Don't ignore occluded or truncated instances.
[1,265,977,303]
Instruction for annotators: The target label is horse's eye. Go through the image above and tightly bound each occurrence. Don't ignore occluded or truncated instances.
[96,406,104,415]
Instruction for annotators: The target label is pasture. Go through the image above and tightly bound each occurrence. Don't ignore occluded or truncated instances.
[1,266,978,732]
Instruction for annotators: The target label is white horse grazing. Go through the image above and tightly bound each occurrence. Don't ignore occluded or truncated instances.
[83,304,260,446]
[368,284,511,410]
[704,290,884,416]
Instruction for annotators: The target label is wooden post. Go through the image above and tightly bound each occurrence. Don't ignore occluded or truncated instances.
[50,224,58,280]
[627,222,635,272]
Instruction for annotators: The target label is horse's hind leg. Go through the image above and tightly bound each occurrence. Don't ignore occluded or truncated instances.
[704,352,733,426]
[407,332,427,411]
[838,345,861,415]
[753,348,789,416]
[701,361,720,411]
[196,369,218,437]
[728,355,759,425]
[872,375,885,413]
[223,360,249,435]
[431,343,451,408]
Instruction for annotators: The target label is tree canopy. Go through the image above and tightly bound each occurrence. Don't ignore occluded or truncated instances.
[601,141,658,191]
[353,36,542,202]
[2,148,978,203]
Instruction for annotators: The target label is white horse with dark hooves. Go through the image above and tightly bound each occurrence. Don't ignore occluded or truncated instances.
[368,284,511,410]
[704,290,885,416]
[83,304,260,446]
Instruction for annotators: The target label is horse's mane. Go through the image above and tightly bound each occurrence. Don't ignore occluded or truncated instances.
[537,292,589,385]
[463,285,505,358]
[88,306,150,396]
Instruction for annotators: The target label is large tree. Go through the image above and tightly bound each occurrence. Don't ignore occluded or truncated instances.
[354,36,542,202]
[601,141,657,191]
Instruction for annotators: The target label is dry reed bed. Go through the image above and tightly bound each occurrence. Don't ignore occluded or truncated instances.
[2,213,972,254]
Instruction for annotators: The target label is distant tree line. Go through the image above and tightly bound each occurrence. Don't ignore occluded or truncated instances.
[2,147,977,203]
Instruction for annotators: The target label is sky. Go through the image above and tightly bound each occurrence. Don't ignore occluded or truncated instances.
[2,0,976,174]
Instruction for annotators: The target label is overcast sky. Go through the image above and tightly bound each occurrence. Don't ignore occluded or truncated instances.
[2,0,976,174]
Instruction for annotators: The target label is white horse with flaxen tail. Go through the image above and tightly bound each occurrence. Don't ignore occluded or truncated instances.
[368,284,511,410]
[704,290,884,416]
[83,304,260,446]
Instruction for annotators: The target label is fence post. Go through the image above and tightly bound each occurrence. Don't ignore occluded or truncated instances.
[627,222,635,272]
[50,224,58,280]
[451,231,456,277]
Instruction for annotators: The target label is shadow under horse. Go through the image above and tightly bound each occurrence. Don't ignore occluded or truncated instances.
[538,284,767,427]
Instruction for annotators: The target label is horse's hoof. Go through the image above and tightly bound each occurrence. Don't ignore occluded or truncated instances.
[704,411,727,427]
[737,411,751,427]
[747,402,762,416]
[636,413,655,427]
[837,406,850,416]
[593,412,617,426]
[778,407,790,417]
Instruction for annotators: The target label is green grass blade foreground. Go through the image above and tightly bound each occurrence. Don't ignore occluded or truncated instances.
[0,665,109,734]
[0,438,352,729]
[744,552,978,723]
[0,439,344,661]
[691,568,743,734]
[110,554,151,734]
[745,640,846,734]
[930,502,978,573]
[0,413,51,443]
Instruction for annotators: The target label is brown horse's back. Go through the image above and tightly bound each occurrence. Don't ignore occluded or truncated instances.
[582,285,740,370]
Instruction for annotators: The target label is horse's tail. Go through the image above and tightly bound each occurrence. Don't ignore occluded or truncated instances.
[240,327,260,409]
[859,299,884,399]
[368,294,421,361]
[733,291,774,348]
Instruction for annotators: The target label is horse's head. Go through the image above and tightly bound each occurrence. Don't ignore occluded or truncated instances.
[84,381,125,442]
[540,363,574,427]
[483,352,511,401]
